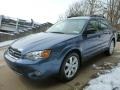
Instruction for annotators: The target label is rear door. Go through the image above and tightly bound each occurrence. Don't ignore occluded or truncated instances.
[99,19,112,49]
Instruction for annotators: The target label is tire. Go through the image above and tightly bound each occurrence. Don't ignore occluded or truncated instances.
[59,53,80,82]
[105,40,115,56]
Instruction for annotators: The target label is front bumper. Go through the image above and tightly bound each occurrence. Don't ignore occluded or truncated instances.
[4,52,60,80]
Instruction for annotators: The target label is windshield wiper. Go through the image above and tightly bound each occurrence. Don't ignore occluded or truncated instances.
[50,32,65,34]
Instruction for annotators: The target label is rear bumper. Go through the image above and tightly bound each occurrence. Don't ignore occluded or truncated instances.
[4,52,60,80]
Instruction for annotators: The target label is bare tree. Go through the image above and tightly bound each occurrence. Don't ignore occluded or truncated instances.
[65,1,85,18]
[64,0,103,18]
[86,0,103,15]
[106,0,120,24]
[59,0,120,25]
[86,0,98,15]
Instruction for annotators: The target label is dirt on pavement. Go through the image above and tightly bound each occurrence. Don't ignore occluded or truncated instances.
[0,42,120,90]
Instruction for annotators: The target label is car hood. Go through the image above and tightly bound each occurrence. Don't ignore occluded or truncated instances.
[11,32,78,53]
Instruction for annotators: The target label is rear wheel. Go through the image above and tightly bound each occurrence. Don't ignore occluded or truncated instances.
[105,40,115,56]
[59,53,80,82]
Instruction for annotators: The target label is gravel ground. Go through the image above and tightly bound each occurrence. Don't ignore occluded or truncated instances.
[0,42,120,90]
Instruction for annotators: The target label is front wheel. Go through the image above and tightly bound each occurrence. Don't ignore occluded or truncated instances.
[105,40,115,56]
[59,53,80,82]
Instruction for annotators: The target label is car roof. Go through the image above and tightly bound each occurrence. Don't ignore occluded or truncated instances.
[68,15,105,20]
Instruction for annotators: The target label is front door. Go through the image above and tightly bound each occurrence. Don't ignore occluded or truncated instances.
[81,19,102,58]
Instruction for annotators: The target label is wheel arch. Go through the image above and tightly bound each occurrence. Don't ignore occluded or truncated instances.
[59,48,82,72]
[58,48,82,81]
[64,49,82,63]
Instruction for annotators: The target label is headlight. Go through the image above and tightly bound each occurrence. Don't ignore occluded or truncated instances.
[25,50,51,60]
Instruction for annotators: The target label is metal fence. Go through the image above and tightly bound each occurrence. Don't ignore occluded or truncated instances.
[0,15,40,33]
[0,22,53,42]
[0,15,53,42]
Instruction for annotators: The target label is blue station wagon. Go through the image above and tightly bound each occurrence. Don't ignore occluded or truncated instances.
[4,15,117,82]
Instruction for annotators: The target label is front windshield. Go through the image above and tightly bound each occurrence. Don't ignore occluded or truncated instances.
[46,19,87,34]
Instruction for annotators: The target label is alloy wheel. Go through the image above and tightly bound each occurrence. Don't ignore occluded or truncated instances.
[64,56,78,78]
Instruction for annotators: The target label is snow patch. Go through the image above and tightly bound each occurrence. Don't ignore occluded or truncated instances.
[84,65,120,90]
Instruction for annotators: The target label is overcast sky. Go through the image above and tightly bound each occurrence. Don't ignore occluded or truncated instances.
[0,0,79,23]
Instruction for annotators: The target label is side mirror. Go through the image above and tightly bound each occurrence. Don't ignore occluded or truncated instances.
[84,28,97,34]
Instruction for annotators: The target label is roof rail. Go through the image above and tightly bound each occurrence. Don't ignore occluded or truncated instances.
[90,15,105,18]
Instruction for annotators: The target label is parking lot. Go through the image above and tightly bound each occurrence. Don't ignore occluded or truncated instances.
[0,43,120,90]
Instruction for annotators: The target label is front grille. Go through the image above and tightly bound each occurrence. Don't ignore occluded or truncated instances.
[8,47,22,59]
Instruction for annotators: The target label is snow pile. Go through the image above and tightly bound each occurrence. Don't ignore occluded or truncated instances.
[0,40,15,47]
[84,66,120,90]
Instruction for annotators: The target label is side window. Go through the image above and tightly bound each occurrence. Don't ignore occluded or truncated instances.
[99,19,109,30]
[86,20,99,34]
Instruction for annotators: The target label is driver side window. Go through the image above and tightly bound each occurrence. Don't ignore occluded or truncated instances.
[86,20,99,34]
[99,19,109,30]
